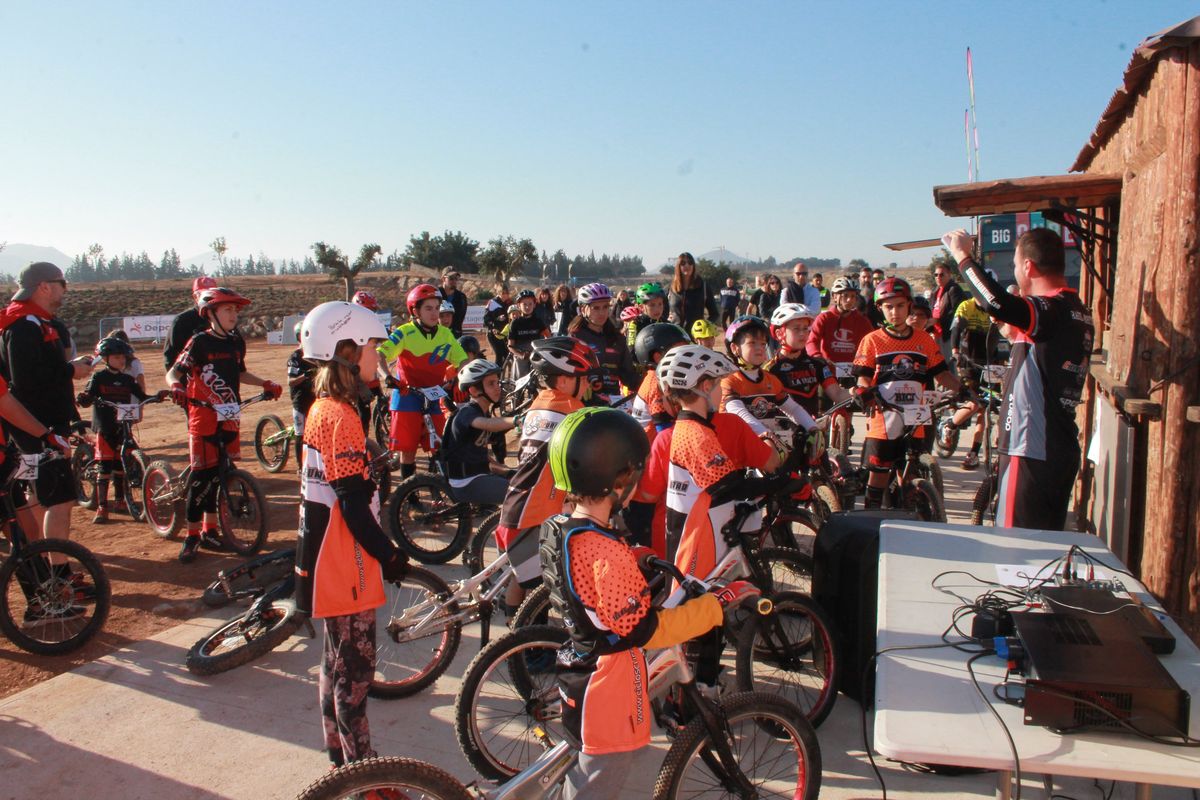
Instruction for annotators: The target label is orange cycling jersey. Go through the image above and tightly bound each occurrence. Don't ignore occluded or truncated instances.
[556,522,722,755]
[630,370,670,437]
[852,327,947,441]
[297,398,389,619]
[497,389,584,539]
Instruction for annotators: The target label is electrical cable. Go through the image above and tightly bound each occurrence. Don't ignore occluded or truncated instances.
[966,651,1022,800]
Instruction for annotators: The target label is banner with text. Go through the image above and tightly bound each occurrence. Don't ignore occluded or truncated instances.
[123,315,175,340]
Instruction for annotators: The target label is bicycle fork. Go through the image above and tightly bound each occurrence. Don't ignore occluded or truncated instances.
[486,737,576,800]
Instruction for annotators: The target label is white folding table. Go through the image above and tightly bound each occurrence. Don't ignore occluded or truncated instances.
[874,521,1200,799]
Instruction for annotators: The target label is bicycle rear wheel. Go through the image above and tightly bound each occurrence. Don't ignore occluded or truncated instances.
[386,474,472,564]
[653,691,821,800]
[970,472,998,526]
[733,591,839,728]
[509,582,565,631]
[454,624,570,781]
[122,450,149,522]
[143,460,183,538]
[185,599,303,676]
[758,546,814,597]
[462,509,500,578]
[934,416,960,458]
[372,566,460,698]
[218,469,269,555]
[829,412,851,456]
[0,538,112,655]
[201,549,296,608]
[296,757,473,800]
[253,414,290,473]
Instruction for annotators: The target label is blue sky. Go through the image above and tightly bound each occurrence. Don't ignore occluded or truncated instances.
[1,1,1193,270]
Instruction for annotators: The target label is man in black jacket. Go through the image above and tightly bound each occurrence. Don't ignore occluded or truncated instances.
[930,262,966,364]
[163,275,217,374]
[440,269,468,337]
[0,262,94,542]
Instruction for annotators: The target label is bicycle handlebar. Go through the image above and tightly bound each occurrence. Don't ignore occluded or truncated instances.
[187,391,271,410]
[92,395,166,409]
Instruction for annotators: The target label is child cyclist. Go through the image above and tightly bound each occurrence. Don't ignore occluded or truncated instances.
[768,303,849,419]
[495,337,598,615]
[629,322,690,436]
[294,301,408,776]
[167,287,282,563]
[691,318,718,349]
[568,283,638,404]
[506,289,551,378]
[377,284,468,482]
[438,359,518,506]
[540,406,760,799]
[624,281,670,348]
[287,318,316,466]
[721,315,818,450]
[77,337,169,523]
[852,278,959,509]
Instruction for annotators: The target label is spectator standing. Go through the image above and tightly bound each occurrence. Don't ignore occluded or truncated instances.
[483,283,513,365]
[163,275,217,373]
[440,268,468,337]
[942,227,1093,530]
[718,277,741,327]
[667,252,718,331]
[812,273,830,308]
[613,288,635,322]
[745,274,765,316]
[0,262,93,542]
[755,274,783,323]
[553,284,577,335]
[782,262,821,311]
[930,262,967,363]
[534,287,556,329]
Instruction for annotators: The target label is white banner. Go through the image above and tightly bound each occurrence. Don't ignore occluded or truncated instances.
[123,315,174,340]
[464,305,486,330]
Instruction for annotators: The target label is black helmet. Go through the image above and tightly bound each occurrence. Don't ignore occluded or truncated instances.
[96,337,134,359]
[910,295,932,315]
[530,336,599,379]
[516,289,536,301]
[109,329,131,344]
[549,407,650,497]
[633,322,690,366]
[457,334,483,357]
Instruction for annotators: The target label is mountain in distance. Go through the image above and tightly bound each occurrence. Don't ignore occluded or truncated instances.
[698,247,752,265]
[180,251,220,272]
[0,243,74,276]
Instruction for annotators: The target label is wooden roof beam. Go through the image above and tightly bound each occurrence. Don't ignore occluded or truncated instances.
[933,174,1122,217]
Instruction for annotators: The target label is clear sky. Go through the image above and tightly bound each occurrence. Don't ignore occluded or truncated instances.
[1,1,1193,271]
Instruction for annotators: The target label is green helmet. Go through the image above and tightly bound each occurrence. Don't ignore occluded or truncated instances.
[636,282,667,304]
[549,407,649,497]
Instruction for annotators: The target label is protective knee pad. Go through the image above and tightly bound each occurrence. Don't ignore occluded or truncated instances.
[186,466,221,522]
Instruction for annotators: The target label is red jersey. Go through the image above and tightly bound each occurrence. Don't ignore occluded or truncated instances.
[806,308,875,372]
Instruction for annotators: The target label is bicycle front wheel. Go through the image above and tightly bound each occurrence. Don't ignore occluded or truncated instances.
[733,591,839,728]
[654,691,821,800]
[296,757,473,800]
[185,599,303,676]
[371,565,460,699]
[122,450,149,523]
[218,469,269,555]
[906,477,947,523]
[454,624,570,781]
[72,443,98,510]
[970,472,998,526]
[0,538,112,655]
[386,474,472,564]
[253,414,290,473]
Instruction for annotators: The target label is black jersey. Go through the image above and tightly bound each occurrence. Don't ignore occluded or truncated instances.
[287,348,316,415]
[82,369,148,440]
[507,315,548,354]
[571,324,638,399]
[768,352,836,417]
[440,401,491,479]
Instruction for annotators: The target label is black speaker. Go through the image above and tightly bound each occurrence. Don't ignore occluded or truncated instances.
[812,509,917,703]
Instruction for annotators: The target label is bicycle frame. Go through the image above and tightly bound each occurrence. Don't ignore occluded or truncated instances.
[385,550,515,645]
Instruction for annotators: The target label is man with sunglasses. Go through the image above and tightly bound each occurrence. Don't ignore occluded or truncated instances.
[782,261,821,311]
[0,262,93,544]
[930,262,966,365]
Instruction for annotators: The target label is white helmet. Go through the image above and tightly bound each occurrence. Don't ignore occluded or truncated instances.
[439,300,455,314]
[457,359,501,389]
[656,344,736,392]
[301,301,388,361]
[830,276,859,294]
[771,303,817,329]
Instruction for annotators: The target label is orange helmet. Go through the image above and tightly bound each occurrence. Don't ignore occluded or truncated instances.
[192,275,218,297]
[352,290,379,311]
[197,287,251,316]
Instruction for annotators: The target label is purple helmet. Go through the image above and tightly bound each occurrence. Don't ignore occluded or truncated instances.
[577,282,613,306]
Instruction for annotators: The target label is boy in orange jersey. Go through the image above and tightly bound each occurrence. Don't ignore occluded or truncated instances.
[853,278,959,509]
[629,322,690,437]
[720,315,817,451]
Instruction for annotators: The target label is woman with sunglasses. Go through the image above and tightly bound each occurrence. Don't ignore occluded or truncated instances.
[666,252,718,332]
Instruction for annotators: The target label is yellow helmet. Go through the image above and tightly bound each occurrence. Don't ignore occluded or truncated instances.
[691,318,719,340]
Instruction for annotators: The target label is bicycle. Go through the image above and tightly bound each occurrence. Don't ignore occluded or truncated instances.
[252,413,294,473]
[0,444,112,655]
[200,547,296,609]
[934,357,1004,459]
[863,390,950,523]
[72,395,167,521]
[449,557,822,798]
[141,392,271,554]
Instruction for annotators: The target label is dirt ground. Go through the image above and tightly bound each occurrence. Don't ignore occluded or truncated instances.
[0,339,305,699]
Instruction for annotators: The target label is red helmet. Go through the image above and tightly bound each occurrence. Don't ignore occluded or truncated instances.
[406,283,442,316]
[197,287,252,316]
[192,275,218,297]
[352,290,379,311]
[873,277,913,305]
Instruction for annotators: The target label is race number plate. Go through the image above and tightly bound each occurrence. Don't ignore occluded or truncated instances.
[834,363,854,379]
[15,454,40,481]
[417,385,448,402]
[213,403,241,422]
[115,403,142,422]
[903,405,932,426]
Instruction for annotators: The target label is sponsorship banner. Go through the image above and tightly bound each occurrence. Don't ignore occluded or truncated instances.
[122,315,174,340]
[464,305,485,330]
[267,331,285,345]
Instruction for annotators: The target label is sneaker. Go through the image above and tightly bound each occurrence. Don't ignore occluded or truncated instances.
[23,603,85,628]
[199,531,226,552]
[179,535,202,563]
[92,507,109,525]
[962,451,980,470]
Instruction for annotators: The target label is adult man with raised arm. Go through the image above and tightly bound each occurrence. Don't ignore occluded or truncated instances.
[942,227,1093,530]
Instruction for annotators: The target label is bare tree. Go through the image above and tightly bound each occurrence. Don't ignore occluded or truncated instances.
[313,242,381,300]
[210,236,228,275]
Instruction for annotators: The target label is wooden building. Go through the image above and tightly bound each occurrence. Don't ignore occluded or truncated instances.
[931,16,1200,637]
